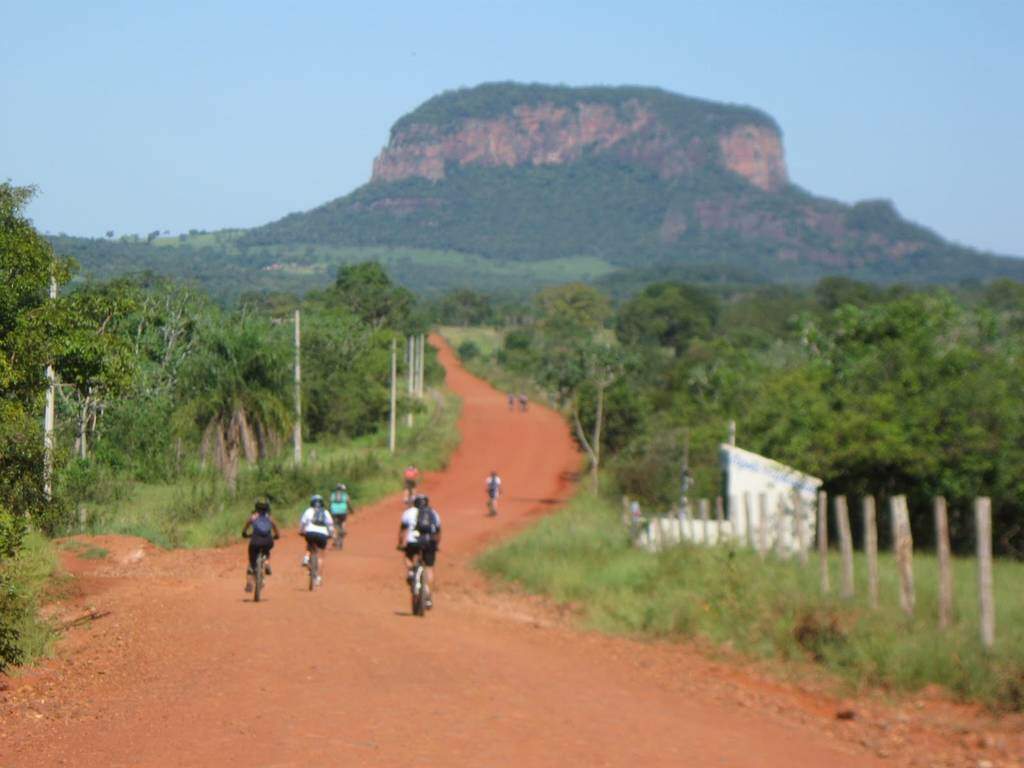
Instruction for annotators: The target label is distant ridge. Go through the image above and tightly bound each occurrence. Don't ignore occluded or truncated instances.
[58,82,1024,297]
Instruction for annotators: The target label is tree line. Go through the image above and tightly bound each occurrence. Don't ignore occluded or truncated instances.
[443,277,1024,557]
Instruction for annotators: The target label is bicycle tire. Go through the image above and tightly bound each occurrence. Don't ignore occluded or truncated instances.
[254,553,265,602]
[412,564,426,616]
[309,552,318,591]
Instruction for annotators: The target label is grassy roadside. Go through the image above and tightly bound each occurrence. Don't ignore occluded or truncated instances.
[477,490,1024,711]
[0,532,61,670]
[82,389,461,549]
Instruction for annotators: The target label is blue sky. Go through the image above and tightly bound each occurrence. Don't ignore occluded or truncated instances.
[3,1,1022,256]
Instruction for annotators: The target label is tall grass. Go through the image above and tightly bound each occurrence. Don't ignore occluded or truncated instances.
[83,391,461,549]
[477,491,1024,710]
[0,532,60,670]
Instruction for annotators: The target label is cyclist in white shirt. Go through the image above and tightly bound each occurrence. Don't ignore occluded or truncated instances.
[299,494,334,585]
[396,495,441,607]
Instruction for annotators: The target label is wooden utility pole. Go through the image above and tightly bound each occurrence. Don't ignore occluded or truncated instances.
[818,491,829,593]
[863,495,879,609]
[293,309,302,467]
[406,335,415,427]
[43,275,58,502]
[835,495,855,599]
[388,338,397,453]
[975,497,995,649]
[935,496,953,629]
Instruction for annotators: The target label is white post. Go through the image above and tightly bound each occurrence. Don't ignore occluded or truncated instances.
[818,491,829,594]
[389,338,397,453]
[975,498,995,650]
[293,309,302,466]
[43,275,57,502]
[417,333,425,396]
[406,335,414,427]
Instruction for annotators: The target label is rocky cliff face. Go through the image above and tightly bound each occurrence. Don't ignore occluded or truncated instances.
[372,99,788,192]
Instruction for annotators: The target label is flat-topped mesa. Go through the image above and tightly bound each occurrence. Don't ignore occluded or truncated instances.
[371,84,789,192]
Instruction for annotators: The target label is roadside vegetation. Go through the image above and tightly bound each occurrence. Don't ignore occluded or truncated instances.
[478,491,1024,710]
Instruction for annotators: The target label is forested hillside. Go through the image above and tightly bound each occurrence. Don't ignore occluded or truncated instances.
[55,83,1024,299]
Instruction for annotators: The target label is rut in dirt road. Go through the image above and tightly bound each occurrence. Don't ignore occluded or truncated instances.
[2,336,887,768]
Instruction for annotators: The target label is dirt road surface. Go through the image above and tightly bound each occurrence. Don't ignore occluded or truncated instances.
[2,338,1021,767]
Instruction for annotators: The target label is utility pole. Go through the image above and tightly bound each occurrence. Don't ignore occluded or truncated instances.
[416,333,425,396]
[728,419,736,446]
[293,309,302,466]
[389,337,397,453]
[43,275,57,502]
[406,335,414,427]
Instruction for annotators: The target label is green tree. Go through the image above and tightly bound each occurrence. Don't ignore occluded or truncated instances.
[333,262,415,330]
[615,282,718,354]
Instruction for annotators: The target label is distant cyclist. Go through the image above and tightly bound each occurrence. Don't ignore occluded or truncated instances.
[329,483,354,546]
[299,494,334,586]
[507,392,515,411]
[241,498,279,593]
[486,470,501,516]
[518,392,528,412]
[397,494,441,609]
[402,465,420,502]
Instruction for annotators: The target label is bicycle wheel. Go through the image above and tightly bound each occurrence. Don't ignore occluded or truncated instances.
[412,565,426,616]
[254,553,265,602]
[309,552,318,591]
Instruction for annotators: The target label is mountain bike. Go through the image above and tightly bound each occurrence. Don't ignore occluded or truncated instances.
[253,550,267,602]
[486,495,498,517]
[332,518,347,549]
[408,551,431,616]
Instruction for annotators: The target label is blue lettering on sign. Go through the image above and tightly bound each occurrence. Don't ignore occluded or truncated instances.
[723,450,819,493]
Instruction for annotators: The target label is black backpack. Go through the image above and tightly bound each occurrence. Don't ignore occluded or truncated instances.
[312,506,329,526]
[252,514,273,538]
[415,507,438,539]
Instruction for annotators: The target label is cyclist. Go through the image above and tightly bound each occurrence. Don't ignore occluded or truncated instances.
[241,498,279,593]
[329,482,354,546]
[507,392,515,411]
[397,494,441,608]
[486,470,501,516]
[299,493,334,586]
[518,392,528,412]
[402,464,420,502]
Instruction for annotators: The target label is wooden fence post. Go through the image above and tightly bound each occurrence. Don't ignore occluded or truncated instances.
[743,492,754,549]
[892,495,915,618]
[818,490,829,594]
[757,493,768,560]
[975,497,995,650]
[795,494,808,565]
[935,496,953,630]
[835,495,855,599]
[863,495,879,610]
[699,498,710,546]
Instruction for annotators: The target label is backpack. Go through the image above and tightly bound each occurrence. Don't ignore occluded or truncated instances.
[312,506,329,526]
[487,477,499,496]
[252,514,273,538]
[330,492,348,515]
[415,507,438,539]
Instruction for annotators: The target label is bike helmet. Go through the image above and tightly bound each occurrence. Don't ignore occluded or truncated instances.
[311,493,324,506]
[336,483,346,491]
[254,498,270,514]
[413,494,429,510]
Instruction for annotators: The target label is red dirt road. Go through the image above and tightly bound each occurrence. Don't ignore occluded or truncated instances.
[2,338,1020,767]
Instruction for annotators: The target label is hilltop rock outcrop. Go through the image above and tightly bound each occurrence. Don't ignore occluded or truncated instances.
[372,97,788,191]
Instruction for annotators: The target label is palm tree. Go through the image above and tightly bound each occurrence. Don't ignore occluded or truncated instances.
[177,310,290,489]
